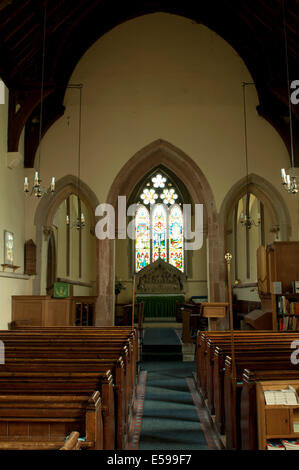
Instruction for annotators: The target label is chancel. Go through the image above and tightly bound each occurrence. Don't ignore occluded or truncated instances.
[0,0,299,452]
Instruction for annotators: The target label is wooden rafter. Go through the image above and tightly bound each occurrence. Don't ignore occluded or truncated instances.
[0,0,297,167]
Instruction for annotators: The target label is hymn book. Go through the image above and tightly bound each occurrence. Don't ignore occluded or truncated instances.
[264,386,299,406]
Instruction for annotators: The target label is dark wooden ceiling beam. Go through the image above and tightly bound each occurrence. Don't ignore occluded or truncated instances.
[0,0,30,28]
[48,0,90,35]
[9,23,40,52]
[0,0,297,167]
[24,90,65,167]
[7,87,54,154]
[4,12,35,42]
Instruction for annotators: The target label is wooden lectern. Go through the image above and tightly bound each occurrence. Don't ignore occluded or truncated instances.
[200,302,228,330]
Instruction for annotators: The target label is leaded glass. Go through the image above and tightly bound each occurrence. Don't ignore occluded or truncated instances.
[160,188,178,205]
[135,205,150,272]
[152,204,167,262]
[135,172,185,273]
[169,205,184,271]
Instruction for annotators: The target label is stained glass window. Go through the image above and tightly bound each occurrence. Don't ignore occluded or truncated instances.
[152,204,167,262]
[169,205,184,271]
[135,172,184,273]
[135,205,150,272]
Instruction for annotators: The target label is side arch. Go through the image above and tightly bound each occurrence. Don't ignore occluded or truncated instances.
[33,174,99,296]
[219,173,292,241]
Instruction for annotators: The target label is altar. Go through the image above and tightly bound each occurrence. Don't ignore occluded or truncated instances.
[136,294,184,320]
[135,258,186,320]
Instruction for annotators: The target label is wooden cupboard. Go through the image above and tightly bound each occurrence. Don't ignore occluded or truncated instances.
[11,295,96,328]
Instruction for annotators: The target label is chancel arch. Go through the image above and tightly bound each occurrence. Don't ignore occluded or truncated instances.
[101,139,225,326]
[34,174,99,298]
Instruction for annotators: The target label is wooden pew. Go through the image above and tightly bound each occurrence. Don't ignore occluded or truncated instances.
[3,356,127,447]
[212,338,299,434]
[0,332,135,417]
[214,340,299,429]
[223,346,299,450]
[2,341,132,423]
[197,331,299,431]
[0,392,102,450]
[2,334,136,448]
[0,369,115,450]
[196,331,268,398]
[1,329,137,394]
[240,368,299,450]
[0,355,127,449]
[5,326,138,401]
[0,328,137,449]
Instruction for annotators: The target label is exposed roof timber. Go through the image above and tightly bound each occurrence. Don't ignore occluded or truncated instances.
[0,0,297,166]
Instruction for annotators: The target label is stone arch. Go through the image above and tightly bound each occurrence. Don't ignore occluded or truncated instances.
[219,173,292,242]
[33,174,99,297]
[97,139,226,325]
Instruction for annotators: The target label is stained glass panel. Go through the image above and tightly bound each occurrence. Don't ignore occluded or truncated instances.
[169,205,184,271]
[135,205,150,272]
[152,204,167,262]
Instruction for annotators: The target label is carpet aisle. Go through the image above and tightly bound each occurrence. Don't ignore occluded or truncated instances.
[128,326,222,450]
[139,361,213,450]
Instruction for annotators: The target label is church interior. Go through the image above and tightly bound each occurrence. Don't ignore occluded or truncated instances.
[0,0,299,451]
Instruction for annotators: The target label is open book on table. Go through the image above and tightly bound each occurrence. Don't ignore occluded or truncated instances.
[264,386,299,406]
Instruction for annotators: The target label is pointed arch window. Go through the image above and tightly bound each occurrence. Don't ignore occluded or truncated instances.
[135,172,184,273]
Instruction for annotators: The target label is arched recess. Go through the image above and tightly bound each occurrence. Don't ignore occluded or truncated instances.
[219,173,292,242]
[98,139,225,325]
[33,174,99,298]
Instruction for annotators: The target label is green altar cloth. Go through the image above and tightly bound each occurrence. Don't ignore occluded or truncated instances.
[136,294,184,319]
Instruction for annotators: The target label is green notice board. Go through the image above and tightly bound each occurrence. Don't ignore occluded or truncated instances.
[53,282,70,298]
[136,294,184,318]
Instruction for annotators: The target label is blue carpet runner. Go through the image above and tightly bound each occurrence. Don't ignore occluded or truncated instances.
[137,360,214,450]
[142,328,182,361]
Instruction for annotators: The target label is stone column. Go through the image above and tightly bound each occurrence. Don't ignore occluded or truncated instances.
[95,238,115,325]
[207,216,228,329]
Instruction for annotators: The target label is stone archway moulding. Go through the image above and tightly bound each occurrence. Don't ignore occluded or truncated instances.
[97,139,225,326]
[33,174,100,298]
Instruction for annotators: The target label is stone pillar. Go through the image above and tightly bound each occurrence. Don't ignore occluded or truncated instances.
[208,215,226,302]
[95,238,115,325]
[207,217,228,329]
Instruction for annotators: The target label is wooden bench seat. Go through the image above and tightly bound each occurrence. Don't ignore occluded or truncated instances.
[0,392,102,450]
[2,343,132,425]
[241,368,299,450]
[197,331,298,398]
[0,369,115,450]
[0,333,135,416]
[197,331,299,417]
[0,359,127,449]
[0,331,137,393]
[0,328,137,450]
[212,338,299,433]
[224,353,299,449]
[196,331,299,448]
[2,327,138,394]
